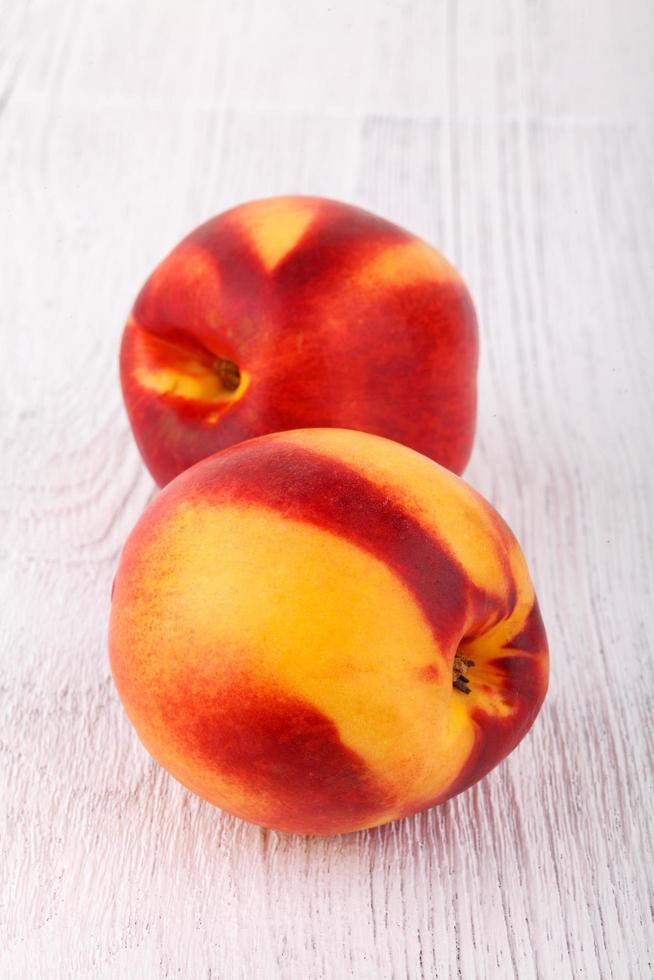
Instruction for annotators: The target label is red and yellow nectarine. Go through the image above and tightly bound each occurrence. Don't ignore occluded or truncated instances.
[120,196,478,486]
[109,428,548,835]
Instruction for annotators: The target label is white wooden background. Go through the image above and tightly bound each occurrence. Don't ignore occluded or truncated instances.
[2,1,653,977]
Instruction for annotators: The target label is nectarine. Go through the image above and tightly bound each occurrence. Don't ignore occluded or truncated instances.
[109,428,548,835]
[120,196,478,486]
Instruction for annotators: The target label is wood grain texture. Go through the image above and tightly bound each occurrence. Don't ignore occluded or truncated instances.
[1,1,653,977]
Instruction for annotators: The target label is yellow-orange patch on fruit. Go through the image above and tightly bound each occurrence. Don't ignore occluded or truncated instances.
[466,670,516,719]
[236,198,316,271]
[134,364,223,401]
[134,362,249,404]
[354,239,459,289]
[278,429,514,610]
[129,326,249,406]
[110,499,475,821]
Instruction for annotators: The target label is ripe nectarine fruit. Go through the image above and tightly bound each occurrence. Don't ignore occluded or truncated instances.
[120,196,478,486]
[109,428,548,835]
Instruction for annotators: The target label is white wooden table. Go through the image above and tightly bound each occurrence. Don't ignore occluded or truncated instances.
[2,2,653,977]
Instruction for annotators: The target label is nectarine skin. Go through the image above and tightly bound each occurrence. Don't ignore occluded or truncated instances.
[120,196,478,486]
[109,429,548,835]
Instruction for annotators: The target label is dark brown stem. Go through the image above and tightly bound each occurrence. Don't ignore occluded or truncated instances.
[453,654,475,695]
[216,357,241,392]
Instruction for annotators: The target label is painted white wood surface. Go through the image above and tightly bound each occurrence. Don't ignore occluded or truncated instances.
[2,1,653,977]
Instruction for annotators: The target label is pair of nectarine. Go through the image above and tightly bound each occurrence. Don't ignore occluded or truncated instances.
[110,197,548,835]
